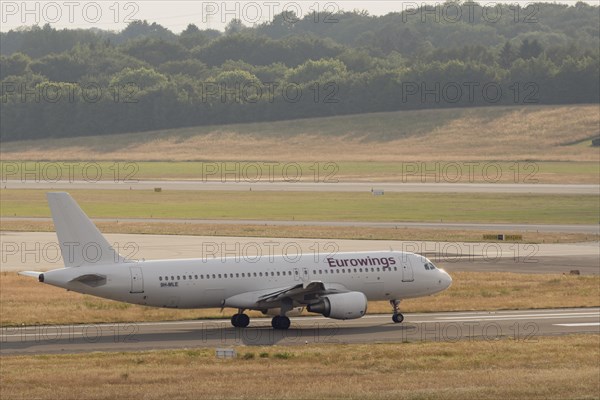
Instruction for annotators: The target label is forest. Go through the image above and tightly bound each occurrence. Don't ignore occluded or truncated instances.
[1,2,598,141]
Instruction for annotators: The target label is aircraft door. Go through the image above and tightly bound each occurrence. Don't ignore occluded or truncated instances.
[302,267,310,282]
[293,268,300,281]
[130,266,144,293]
[402,259,414,282]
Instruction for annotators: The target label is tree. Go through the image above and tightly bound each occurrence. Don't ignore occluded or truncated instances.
[109,67,168,90]
[0,53,31,80]
[498,41,516,68]
[285,58,347,84]
[121,37,188,66]
[519,39,543,60]
[225,19,246,35]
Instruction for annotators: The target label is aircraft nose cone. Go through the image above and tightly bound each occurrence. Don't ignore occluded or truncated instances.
[442,271,452,289]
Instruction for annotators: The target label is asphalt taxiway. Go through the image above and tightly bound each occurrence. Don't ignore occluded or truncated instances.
[1,308,598,355]
[2,232,599,274]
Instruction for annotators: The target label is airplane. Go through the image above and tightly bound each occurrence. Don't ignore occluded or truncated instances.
[19,192,452,330]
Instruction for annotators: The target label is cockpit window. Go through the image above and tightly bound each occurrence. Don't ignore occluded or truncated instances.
[424,261,437,270]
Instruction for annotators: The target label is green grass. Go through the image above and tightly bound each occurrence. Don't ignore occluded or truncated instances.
[1,189,598,224]
[1,160,598,183]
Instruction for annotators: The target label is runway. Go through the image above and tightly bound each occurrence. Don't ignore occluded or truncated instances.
[3,180,599,194]
[2,232,599,273]
[1,308,598,355]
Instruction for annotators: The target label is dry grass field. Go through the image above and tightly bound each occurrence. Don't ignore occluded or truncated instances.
[1,271,598,326]
[2,219,596,244]
[1,336,599,400]
[2,105,598,163]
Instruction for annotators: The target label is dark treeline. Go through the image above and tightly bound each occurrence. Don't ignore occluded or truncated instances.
[1,2,598,141]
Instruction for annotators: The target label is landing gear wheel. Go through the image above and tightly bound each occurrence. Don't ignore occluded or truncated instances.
[271,315,291,330]
[390,299,403,324]
[392,313,404,323]
[231,313,250,328]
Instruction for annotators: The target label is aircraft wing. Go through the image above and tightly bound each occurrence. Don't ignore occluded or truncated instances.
[223,281,350,310]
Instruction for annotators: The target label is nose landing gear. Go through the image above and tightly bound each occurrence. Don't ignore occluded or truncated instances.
[390,299,404,323]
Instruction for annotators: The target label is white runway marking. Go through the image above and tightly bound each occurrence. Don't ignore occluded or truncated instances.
[553,322,600,327]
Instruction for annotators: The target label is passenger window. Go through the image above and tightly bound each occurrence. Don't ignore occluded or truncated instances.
[394,267,397,271]
[277,271,280,276]
[313,270,316,275]
[241,273,245,277]
[376,268,380,272]
[200,275,204,279]
[218,274,222,279]
[359,268,363,273]
[271,272,274,276]
[253,272,257,277]
[353,268,357,273]
[183,275,186,280]
[194,275,198,279]
[177,276,180,280]
[212,274,216,279]
[159,276,162,281]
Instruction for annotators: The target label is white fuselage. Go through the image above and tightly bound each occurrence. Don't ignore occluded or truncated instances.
[41,251,451,310]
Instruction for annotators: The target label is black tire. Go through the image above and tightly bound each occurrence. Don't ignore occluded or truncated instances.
[272,315,291,330]
[232,313,250,328]
[238,313,250,328]
[392,313,404,323]
[279,316,290,330]
[271,315,281,329]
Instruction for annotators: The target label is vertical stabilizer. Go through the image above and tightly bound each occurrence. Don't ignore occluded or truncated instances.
[47,192,125,267]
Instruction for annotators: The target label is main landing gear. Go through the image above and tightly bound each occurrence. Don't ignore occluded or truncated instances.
[390,299,404,323]
[271,297,292,330]
[231,310,250,328]
[230,309,291,329]
[271,315,291,330]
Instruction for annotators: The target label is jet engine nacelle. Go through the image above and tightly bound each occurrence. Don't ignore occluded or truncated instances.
[307,292,368,320]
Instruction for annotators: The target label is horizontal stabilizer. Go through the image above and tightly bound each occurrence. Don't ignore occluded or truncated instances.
[18,271,43,278]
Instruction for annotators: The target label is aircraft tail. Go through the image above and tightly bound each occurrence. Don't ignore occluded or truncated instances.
[47,192,125,268]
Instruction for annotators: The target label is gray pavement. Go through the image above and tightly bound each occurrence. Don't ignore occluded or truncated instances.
[1,232,598,273]
[1,308,598,355]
